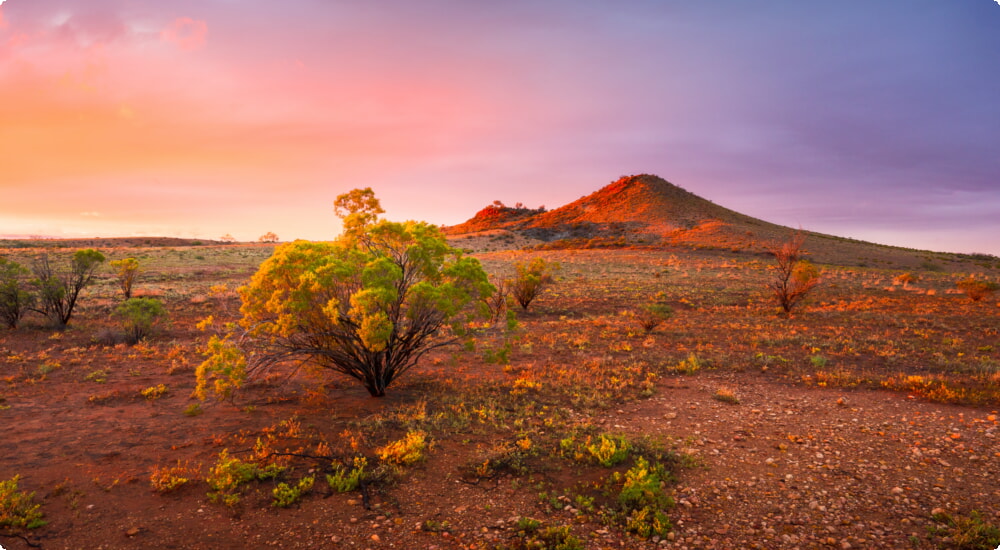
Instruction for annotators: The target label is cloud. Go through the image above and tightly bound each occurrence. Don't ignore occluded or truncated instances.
[0,8,6,30]
[80,212,101,217]
[160,17,207,51]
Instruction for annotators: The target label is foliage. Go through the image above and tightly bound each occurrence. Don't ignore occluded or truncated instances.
[197,188,493,398]
[29,249,106,329]
[140,384,168,400]
[326,457,367,492]
[673,353,704,375]
[272,476,314,507]
[509,257,560,310]
[376,430,428,465]
[0,475,46,530]
[205,449,285,506]
[769,231,820,313]
[149,461,199,493]
[109,257,141,300]
[956,277,999,302]
[258,231,280,243]
[713,387,740,404]
[114,297,168,344]
[559,433,631,467]
[608,457,675,538]
[636,301,672,333]
[0,257,34,329]
[501,518,584,550]
[930,510,1000,549]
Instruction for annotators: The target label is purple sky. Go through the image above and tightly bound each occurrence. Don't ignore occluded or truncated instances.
[1,1,998,255]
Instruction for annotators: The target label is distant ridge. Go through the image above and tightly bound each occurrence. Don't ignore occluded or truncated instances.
[443,174,999,270]
[445,174,786,251]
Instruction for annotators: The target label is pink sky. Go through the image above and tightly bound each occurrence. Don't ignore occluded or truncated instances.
[2,1,999,255]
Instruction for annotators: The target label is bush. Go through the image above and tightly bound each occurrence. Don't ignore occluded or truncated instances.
[114,297,168,344]
[769,231,819,313]
[956,277,999,302]
[109,257,141,300]
[196,188,493,398]
[0,258,34,329]
[0,475,46,530]
[30,249,105,329]
[272,476,314,507]
[377,430,428,465]
[509,257,559,310]
[636,302,672,333]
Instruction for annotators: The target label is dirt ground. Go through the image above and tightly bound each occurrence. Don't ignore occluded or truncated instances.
[1,245,998,549]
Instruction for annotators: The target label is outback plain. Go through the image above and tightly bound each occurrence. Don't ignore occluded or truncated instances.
[2,176,1000,550]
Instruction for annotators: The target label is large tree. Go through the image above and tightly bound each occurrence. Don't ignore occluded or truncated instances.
[197,189,493,398]
[30,249,106,329]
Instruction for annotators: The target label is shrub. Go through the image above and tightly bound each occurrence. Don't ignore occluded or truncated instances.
[196,188,493,398]
[609,457,675,539]
[205,449,284,506]
[114,297,168,344]
[327,457,367,493]
[956,277,999,302]
[769,231,819,313]
[636,302,672,333]
[272,476,314,508]
[0,258,34,329]
[109,257,141,300]
[149,461,199,493]
[377,430,428,466]
[258,232,280,243]
[509,257,559,310]
[29,249,105,329]
[0,475,46,530]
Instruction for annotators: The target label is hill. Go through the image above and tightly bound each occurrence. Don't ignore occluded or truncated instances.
[444,174,1000,270]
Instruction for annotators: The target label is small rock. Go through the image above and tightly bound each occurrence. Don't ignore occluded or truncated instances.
[891,487,904,495]
[371,533,381,542]
[126,527,140,537]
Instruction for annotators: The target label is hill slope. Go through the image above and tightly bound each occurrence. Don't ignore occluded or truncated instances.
[445,174,787,250]
[444,174,999,270]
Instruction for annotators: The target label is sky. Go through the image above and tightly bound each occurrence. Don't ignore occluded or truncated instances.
[1,1,998,255]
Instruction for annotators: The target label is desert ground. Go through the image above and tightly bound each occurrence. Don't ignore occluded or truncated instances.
[1,240,999,549]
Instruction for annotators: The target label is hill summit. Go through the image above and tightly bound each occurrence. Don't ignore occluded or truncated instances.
[444,174,786,250]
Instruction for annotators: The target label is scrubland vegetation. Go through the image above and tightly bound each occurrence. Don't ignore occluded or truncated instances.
[1,218,999,548]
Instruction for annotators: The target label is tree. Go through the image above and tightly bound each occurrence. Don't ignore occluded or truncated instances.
[0,258,34,329]
[220,234,236,244]
[334,187,384,236]
[509,257,559,310]
[769,231,820,313]
[109,257,141,300]
[196,189,493,398]
[114,297,168,344]
[258,232,279,243]
[30,249,106,329]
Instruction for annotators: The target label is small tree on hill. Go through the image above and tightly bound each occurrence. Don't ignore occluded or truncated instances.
[109,257,141,300]
[769,231,820,313]
[196,188,494,398]
[956,276,999,302]
[0,258,34,329]
[30,249,106,329]
[509,257,559,310]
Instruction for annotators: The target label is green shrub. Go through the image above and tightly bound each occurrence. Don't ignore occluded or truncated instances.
[114,297,168,345]
[509,257,560,310]
[0,475,46,529]
[326,457,366,492]
[0,258,34,329]
[272,476,314,508]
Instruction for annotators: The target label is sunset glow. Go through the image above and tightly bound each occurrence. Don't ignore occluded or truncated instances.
[1,1,998,254]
